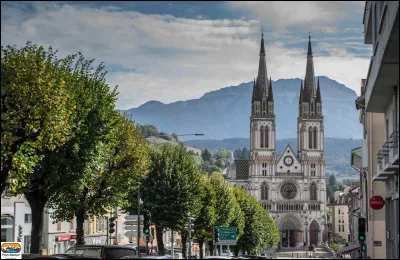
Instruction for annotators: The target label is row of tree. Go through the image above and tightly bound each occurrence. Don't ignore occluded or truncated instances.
[1,43,279,256]
[123,144,280,258]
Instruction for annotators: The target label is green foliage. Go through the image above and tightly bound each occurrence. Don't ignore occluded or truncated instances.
[141,144,202,231]
[201,149,212,162]
[1,42,78,194]
[209,172,236,226]
[48,114,150,220]
[234,147,250,160]
[329,174,337,186]
[234,186,279,255]
[330,243,339,252]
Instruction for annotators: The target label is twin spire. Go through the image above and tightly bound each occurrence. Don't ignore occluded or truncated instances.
[252,33,274,103]
[299,35,322,104]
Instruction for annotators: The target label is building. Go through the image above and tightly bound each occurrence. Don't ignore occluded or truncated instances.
[327,202,349,243]
[1,195,77,255]
[358,1,399,259]
[226,35,327,248]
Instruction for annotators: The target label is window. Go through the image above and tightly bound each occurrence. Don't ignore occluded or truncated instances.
[310,182,317,201]
[57,221,62,231]
[266,127,269,148]
[260,126,264,148]
[262,163,267,176]
[24,214,32,223]
[261,182,268,200]
[24,236,31,254]
[313,127,318,149]
[311,163,316,176]
[1,217,14,242]
[342,225,344,231]
[308,127,313,149]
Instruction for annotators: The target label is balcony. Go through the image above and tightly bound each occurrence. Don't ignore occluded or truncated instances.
[365,1,399,113]
[375,131,399,181]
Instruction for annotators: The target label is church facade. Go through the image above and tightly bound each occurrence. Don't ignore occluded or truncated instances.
[226,35,327,248]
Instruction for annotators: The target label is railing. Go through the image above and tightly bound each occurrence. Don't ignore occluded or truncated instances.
[382,142,390,166]
[377,150,384,172]
[275,172,303,177]
[390,130,399,159]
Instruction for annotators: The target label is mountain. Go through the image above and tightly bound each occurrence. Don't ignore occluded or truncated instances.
[122,76,362,140]
[183,137,361,179]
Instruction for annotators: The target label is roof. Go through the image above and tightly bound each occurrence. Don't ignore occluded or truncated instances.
[234,160,249,180]
[303,36,316,103]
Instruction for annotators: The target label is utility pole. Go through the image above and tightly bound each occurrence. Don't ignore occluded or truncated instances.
[137,188,143,257]
[171,230,174,259]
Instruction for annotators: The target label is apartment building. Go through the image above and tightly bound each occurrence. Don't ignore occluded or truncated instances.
[359,1,399,259]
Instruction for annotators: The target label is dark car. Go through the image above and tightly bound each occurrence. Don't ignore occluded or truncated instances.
[22,254,96,259]
[65,245,137,259]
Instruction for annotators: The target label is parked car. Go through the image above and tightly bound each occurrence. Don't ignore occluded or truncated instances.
[65,245,137,259]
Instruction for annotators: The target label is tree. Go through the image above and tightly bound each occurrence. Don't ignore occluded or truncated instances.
[140,144,201,255]
[201,149,212,162]
[235,186,279,255]
[329,174,337,186]
[193,174,217,259]
[4,43,120,253]
[1,42,76,195]
[48,114,150,245]
[207,172,236,255]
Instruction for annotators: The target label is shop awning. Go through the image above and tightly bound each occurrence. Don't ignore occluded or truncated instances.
[338,243,360,253]
[56,234,76,242]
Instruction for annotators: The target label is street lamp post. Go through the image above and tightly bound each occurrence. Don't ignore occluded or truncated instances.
[137,188,143,257]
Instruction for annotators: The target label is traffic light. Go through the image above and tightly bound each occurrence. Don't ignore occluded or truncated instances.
[361,244,366,251]
[188,217,195,238]
[143,211,151,235]
[214,228,219,243]
[358,217,366,241]
[109,217,116,234]
[17,225,23,242]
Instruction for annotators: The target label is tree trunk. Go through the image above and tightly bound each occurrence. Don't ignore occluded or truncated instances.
[208,240,214,256]
[156,225,165,255]
[75,209,86,245]
[199,239,204,259]
[181,232,187,259]
[25,191,47,254]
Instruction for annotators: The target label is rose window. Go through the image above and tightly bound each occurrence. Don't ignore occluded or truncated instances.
[280,182,297,200]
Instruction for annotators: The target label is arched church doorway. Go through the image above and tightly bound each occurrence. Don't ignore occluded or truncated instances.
[309,220,320,246]
[279,214,303,248]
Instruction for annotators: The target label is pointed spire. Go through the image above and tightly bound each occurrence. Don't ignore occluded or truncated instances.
[255,33,268,101]
[307,34,312,56]
[316,78,322,103]
[252,78,256,102]
[260,33,265,54]
[303,35,316,102]
[299,80,303,104]
[268,77,274,102]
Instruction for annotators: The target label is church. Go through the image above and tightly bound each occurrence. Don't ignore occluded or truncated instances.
[226,34,327,248]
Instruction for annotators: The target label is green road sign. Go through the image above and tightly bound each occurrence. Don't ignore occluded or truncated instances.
[213,226,237,245]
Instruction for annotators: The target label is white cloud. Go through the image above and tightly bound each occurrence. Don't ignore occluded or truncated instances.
[228,1,365,31]
[1,2,369,109]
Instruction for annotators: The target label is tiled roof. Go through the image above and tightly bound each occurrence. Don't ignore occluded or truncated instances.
[235,160,249,180]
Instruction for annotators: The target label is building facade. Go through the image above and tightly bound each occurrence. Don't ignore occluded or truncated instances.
[1,195,77,255]
[226,35,327,248]
[359,1,399,259]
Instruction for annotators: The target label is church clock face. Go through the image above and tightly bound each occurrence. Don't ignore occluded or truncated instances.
[284,156,293,166]
[280,182,297,200]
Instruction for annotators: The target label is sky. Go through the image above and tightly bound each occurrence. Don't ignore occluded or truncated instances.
[1,1,371,110]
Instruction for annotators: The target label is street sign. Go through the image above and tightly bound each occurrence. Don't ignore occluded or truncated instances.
[213,226,237,245]
[123,225,143,231]
[125,231,136,238]
[124,220,138,226]
[125,215,143,221]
